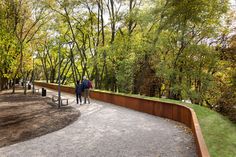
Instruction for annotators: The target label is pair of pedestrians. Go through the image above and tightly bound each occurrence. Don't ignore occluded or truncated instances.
[75,76,92,105]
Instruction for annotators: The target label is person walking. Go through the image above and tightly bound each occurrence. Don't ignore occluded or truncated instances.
[82,76,92,104]
[75,80,82,104]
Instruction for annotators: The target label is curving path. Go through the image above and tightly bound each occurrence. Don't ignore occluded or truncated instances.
[0,87,197,157]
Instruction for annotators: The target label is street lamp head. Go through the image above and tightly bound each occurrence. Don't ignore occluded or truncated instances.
[61,41,74,49]
[67,41,74,49]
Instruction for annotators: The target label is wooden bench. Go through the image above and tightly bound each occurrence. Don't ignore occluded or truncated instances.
[52,95,69,106]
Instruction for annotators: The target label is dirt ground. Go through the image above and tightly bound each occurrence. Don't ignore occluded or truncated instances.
[0,88,80,148]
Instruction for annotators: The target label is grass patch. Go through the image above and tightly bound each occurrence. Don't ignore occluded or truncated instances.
[186,103,236,157]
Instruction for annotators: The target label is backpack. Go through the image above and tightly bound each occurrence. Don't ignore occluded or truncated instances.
[88,81,92,88]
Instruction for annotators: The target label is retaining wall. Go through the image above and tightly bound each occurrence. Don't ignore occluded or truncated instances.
[35,81,210,157]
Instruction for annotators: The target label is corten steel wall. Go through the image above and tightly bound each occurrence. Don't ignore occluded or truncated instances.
[34,81,210,157]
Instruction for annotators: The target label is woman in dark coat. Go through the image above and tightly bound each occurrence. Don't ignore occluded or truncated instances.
[75,80,83,104]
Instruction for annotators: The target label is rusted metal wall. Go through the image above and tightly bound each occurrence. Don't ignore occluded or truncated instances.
[34,81,210,157]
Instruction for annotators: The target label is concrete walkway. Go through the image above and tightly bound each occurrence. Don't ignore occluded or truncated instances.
[0,87,197,157]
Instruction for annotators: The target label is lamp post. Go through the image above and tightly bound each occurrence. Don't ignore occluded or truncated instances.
[32,51,37,94]
[58,41,74,108]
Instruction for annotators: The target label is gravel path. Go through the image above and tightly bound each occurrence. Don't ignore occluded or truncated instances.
[0,87,197,157]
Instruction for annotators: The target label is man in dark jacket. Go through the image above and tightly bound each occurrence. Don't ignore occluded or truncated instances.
[75,80,82,104]
[82,76,91,104]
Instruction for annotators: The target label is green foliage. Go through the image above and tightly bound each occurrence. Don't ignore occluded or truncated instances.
[0,0,234,120]
[116,58,134,93]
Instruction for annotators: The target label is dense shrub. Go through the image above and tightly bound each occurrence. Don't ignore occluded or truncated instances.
[216,87,236,122]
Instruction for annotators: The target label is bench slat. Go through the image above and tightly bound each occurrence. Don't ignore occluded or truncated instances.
[52,95,69,106]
